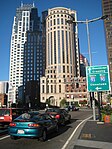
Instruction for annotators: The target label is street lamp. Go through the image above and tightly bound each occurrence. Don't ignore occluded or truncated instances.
[66,15,108,120]
[66,15,108,66]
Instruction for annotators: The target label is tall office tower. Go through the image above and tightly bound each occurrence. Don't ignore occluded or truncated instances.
[102,0,112,92]
[42,10,48,75]
[40,7,80,106]
[8,3,41,104]
[46,7,80,78]
[23,31,42,85]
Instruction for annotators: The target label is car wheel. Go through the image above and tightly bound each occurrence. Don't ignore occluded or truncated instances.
[40,130,47,142]
[68,116,71,123]
[61,118,65,125]
[55,124,59,133]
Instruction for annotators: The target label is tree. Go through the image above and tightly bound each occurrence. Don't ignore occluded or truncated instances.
[107,94,111,103]
[60,98,66,107]
[46,98,50,106]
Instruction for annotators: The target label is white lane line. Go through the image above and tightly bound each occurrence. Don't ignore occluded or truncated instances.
[0,135,10,141]
[61,115,92,149]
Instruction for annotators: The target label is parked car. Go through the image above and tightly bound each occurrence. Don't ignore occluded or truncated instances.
[65,105,79,111]
[0,108,28,127]
[72,106,79,111]
[45,108,71,125]
[8,112,59,141]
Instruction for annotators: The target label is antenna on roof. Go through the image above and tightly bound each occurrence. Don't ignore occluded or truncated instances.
[33,1,35,7]
[21,1,23,7]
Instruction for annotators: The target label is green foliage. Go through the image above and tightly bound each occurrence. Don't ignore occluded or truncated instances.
[79,100,87,105]
[60,99,66,107]
[46,98,50,106]
[101,105,112,115]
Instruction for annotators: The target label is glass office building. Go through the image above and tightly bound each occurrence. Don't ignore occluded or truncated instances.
[23,31,43,84]
[8,3,42,103]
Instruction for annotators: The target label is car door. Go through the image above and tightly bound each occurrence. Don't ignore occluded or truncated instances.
[44,114,56,132]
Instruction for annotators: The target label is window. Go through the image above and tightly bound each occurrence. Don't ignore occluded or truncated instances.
[51,85,53,93]
[57,18,60,24]
[59,80,61,83]
[63,66,65,73]
[61,18,63,24]
[42,85,44,93]
[59,85,61,93]
[54,19,56,25]
[67,66,69,73]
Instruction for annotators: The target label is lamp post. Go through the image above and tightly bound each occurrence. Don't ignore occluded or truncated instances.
[66,15,108,120]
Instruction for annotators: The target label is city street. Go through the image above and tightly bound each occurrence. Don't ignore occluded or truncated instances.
[0,108,93,149]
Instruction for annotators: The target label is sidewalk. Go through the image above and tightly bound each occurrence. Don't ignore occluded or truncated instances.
[73,120,112,149]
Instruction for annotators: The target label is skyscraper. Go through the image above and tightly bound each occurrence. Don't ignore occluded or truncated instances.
[8,3,42,104]
[40,7,80,106]
[102,0,112,92]
[42,10,48,75]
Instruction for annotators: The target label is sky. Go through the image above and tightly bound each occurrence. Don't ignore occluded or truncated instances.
[0,0,107,81]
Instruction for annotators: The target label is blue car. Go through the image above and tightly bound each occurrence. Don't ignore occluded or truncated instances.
[8,112,59,141]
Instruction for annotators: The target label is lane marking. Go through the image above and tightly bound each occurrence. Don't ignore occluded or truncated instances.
[0,116,92,143]
[61,115,92,149]
[0,135,10,141]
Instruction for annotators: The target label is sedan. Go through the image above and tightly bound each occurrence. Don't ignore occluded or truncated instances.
[45,108,71,125]
[8,112,59,141]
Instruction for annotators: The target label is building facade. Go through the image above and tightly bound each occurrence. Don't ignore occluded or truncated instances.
[8,3,42,104]
[42,10,48,75]
[80,54,89,77]
[40,7,80,106]
[102,0,112,92]
[0,81,9,94]
[23,31,43,85]
[65,77,88,106]
[0,81,8,107]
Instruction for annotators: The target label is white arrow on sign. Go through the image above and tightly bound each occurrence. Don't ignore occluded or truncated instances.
[95,87,102,90]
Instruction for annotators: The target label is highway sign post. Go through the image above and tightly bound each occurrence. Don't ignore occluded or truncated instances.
[86,65,111,92]
[86,65,111,122]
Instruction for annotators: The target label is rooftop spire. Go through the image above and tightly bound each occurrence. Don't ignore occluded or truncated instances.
[21,1,23,7]
[33,1,35,7]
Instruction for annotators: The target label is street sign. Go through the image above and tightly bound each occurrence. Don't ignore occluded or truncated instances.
[86,65,111,92]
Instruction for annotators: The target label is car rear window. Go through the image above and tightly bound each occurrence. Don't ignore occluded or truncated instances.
[46,108,59,113]
[14,113,41,122]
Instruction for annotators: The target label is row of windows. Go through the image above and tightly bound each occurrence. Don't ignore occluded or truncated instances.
[42,79,62,83]
[47,18,71,27]
[66,89,86,92]
[42,84,61,93]
[47,30,73,66]
[47,26,71,32]
[48,13,70,19]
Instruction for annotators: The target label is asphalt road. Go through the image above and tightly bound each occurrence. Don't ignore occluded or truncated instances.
[0,108,93,149]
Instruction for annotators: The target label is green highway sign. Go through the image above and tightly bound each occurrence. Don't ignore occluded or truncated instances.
[86,65,111,92]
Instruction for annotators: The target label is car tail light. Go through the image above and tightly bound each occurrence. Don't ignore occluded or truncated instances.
[28,123,40,127]
[9,123,16,127]
[55,114,60,119]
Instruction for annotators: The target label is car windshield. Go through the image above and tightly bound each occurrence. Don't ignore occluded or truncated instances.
[0,109,10,116]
